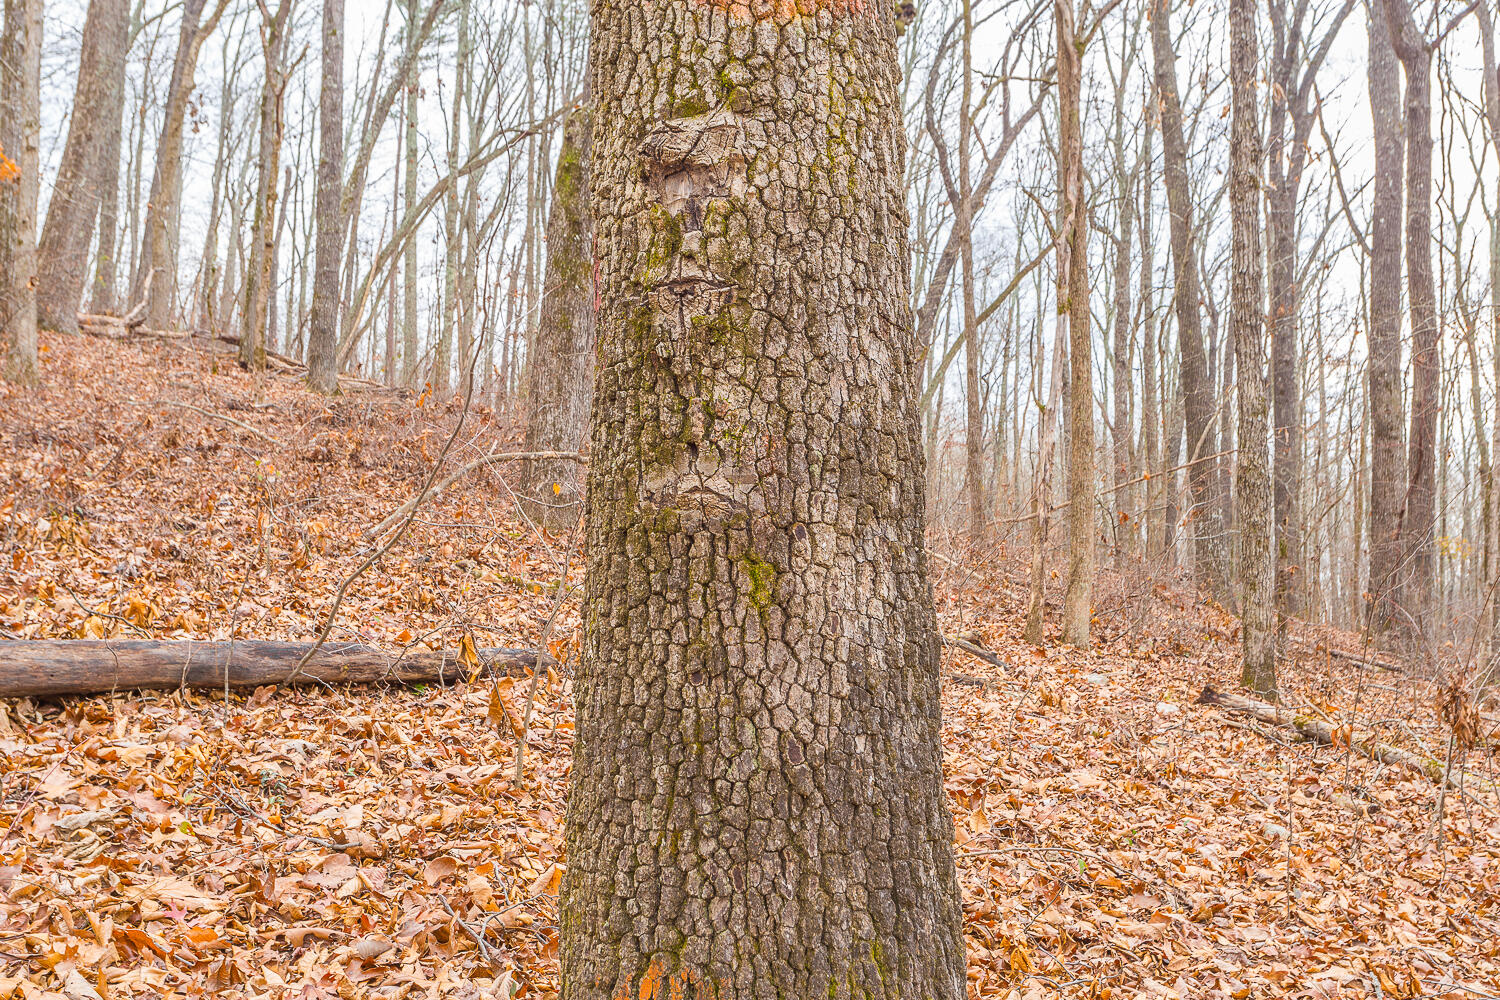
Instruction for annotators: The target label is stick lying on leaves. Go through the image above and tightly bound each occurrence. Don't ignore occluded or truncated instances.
[1197,685,1495,796]
[0,640,553,699]
[363,450,587,540]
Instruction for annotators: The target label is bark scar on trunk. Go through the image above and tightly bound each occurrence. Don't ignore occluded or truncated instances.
[640,111,749,220]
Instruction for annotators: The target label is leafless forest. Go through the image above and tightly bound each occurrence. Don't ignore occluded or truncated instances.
[2,0,1500,996]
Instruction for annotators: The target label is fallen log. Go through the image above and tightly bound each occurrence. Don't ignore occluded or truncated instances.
[1197,685,1495,795]
[0,640,548,699]
[1289,637,1405,674]
[76,274,150,337]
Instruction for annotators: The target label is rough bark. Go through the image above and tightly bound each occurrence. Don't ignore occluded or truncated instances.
[307,0,346,394]
[35,0,127,336]
[1151,0,1223,594]
[0,0,41,386]
[1230,0,1275,697]
[561,1,965,996]
[1385,0,1437,640]
[519,103,594,531]
[1366,0,1406,634]
[1058,0,1093,647]
[0,640,547,699]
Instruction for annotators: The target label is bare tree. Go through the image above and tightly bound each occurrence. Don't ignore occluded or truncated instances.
[1265,0,1356,623]
[0,0,41,386]
[1058,0,1093,647]
[561,0,964,991]
[1231,0,1275,695]
[306,0,344,393]
[1152,0,1224,593]
[35,0,128,335]
[1384,0,1439,639]
[519,95,592,529]
[1365,0,1407,634]
[239,0,297,370]
[134,0,230,330]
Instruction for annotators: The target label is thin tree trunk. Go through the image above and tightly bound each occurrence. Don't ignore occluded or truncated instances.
[562,2,965,993]
[134,0,224,331]
[402,0,419,386]
[36,0,127,335]
[1152,0,1223,594]
[0,0,41,386]
[1111,166,1136,563]
[1385,0,1437,642]
[1480,0,1500,651]
[1140,117,1163,563]
[959,0,985,542]
[1366,0,1407,635]
[306,0,344,393]
[1231,0,1275,697]
[1059,0,1093,647]
[239,0,294,371]
[519,99,593,530]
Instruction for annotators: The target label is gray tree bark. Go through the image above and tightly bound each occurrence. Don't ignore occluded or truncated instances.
[1230,0,1275,697]
[1384,0,1437,639]
[133,0,222,331]
[35,0,127,335]
[1366,0,1406,634]
[519,101,594,531]
[1478,0,1500,655]
[1265,0,1354,624]
[402,0,419,385]
[307,0,345,394]
[0,0,41,386]
[1151,0,1224,594]
[561,0,965,995]
[1058,0,1093,647]
[239,0,295,370]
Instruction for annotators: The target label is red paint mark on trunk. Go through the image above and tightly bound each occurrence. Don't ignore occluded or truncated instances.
[692,0,866,20]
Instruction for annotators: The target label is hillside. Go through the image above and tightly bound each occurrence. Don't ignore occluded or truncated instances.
[1,332,1497,999]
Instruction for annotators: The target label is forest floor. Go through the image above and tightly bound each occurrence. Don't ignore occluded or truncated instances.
[1,331,1498,1000]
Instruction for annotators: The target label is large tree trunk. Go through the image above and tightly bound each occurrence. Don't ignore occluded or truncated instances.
[0,0,40,387]
[1230,0,1275,697]
[1058,0,1093,647]
[35,0,127,336]
[239,0,294,371]
[561,1,965,995]
[133,0,220,332]
[1385,0,1437,641]
[1151,0,1223,594]
[307,0,346,394]
[0,640,547,699]
[1366,0,1406,635]
[519,102,594,531]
